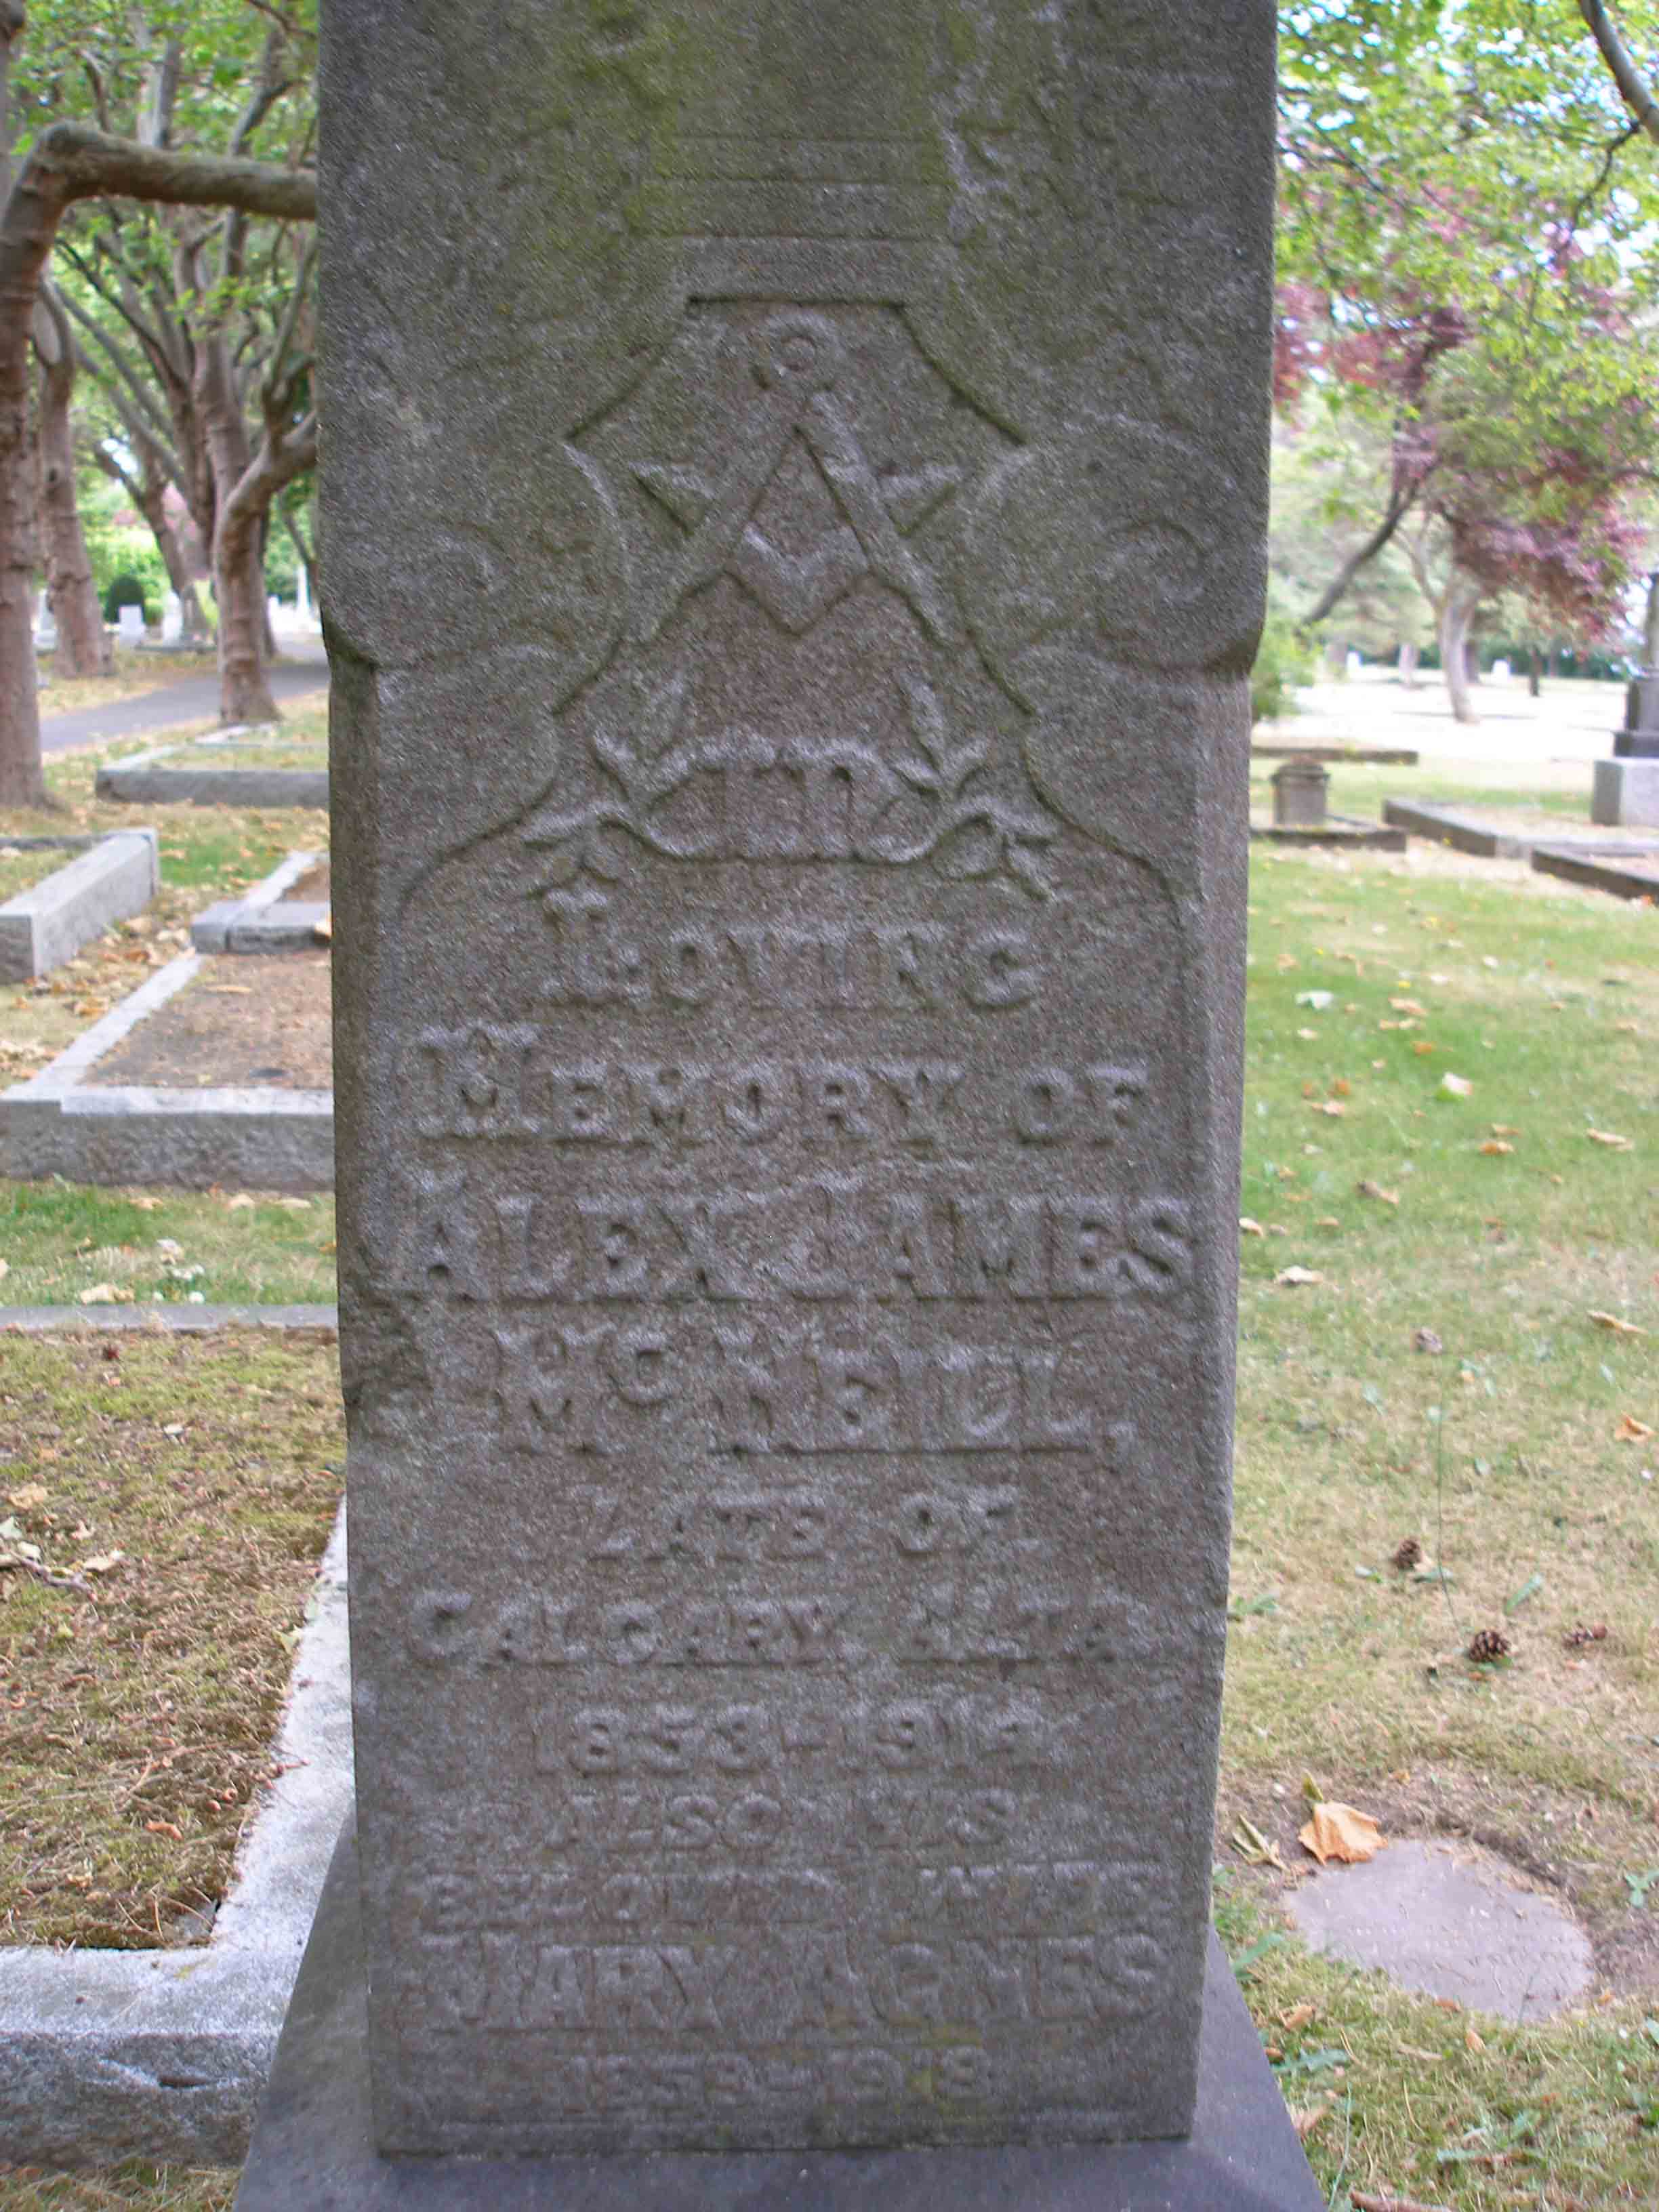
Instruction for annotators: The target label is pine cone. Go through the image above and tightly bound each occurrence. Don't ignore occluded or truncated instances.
[1564,1622,1608,1649]
[1392,1536,1423,1572]
[1468,1627,1510,1664]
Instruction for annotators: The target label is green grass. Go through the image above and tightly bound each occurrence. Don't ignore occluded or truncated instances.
[0,2170,230,2211]
[1248,752,1593,825]
[164,740,327,775]
[0,1181,337,1307]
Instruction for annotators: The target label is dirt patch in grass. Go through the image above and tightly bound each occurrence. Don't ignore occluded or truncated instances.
[0,1328,343,1950]
[285,857,329,903]
[84,953,331,1092]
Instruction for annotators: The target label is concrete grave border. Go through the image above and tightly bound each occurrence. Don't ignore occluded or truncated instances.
[192,851,328,955]
[1249,815,1406,851]
[0,952,333,1192]
[0,1302,349,2167]
[1252,742,1419,766]
[1531,842,1659,901]
[96,728,328,811]
[0,829,159,983]
[1382,798,1538,859]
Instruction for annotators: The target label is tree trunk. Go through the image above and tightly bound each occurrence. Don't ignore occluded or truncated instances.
[35,294,110,676]
[1398,639,1418,689]
[1528,645,1542,698]
[1465,639,1481,685]
[1440,583,1481,724]
[0,122,314,804]
[215,428,314,723]
[1643,570,1659,671]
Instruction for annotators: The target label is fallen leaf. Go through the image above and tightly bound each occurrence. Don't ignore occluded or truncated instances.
[225,1193,257,1210]
[1240,1217,1266,1237]
[1296,1027,1317,1041]
[1288,2096,1334,2142]
[1479,1141,1513,1156]
[1439,1073,1473,1099]
[1492,1124,1521,1136]
[144,1820,183,1841]
[1616,1019,1639,1035]
[1414,1328,1443,1355]
[1315,1216,1340,1229]
[1590,1311,1647,1338]
[129,1195,162,1211]
[1275,1266,1324,1288]
[1281,2001,1319,2032]
[1299,1803,1387,1865]
[1391,998,1427,1016]
[1231,1816,1286,1870]
[77,1283,132,1305]
[79,1551,125,1574]
[314,908,333,943]
[1357,1180,1399,1207]
[1587,1128,1633,1150]
[206,985,253,996]
[5,1484,47,1511]
[1311,1101,1345,1118]
[276,1197,312,1211]
[1412,1040,1436,1055]
[1615,1414,1654,1443]
[1464,2024,1486,2054]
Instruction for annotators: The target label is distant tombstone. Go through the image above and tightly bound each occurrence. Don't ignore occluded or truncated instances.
[33,606,56,652]
[1346,648,1363,677]
[1616,674,1659,760]
[161,592,184,645]
[1491,659,1511,682]
[117,603,146,646]
[1272,758,1330,827]
[267,593,283,630]
[239,4,1317,2202]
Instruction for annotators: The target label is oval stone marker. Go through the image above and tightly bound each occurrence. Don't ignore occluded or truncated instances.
[320,0,1273,2158]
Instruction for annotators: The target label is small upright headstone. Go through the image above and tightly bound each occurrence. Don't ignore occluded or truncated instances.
[285,1,1307,2191]
[1272,759,1330,827]
[34,606,57,653]
[1491,658,1511,682]
[1616,674,1659,760]
[117,603,146,647]
[1346,648,1363,678]
[161,592,184,645]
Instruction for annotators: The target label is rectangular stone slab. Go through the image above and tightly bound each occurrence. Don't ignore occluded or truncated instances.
[319,0,1273,2156]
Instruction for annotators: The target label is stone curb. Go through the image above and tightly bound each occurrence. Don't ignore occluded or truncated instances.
[0,1502,352,2167]
[0,830,159,983]
[1532,842,1659,901]
[0,952,334,1193]
[0,1304,338,1334]
[1382,798,1534,859]
[192,852,325,955]
[1249,815,1406,851]
[96,735,327,812]
[1252,742,1419,765]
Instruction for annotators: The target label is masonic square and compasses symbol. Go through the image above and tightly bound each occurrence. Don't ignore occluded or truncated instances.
[624,313,964,647]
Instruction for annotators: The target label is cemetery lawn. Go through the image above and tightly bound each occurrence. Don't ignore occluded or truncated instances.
[0,1328,342,1951]
[0,2169,229,2210]
[163,739,327,773]
[1223,840,1659,2207]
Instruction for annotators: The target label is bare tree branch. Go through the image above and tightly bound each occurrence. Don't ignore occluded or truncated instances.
[1578,1,1659,144]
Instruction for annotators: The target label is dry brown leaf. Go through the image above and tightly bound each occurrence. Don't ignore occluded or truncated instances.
[1275,1266,1324,1288]
[1464,2024,1486,2055]
[1311,1101,1346,1118]
[1357,1180,1399,1207]
[77,1550,124,1574]
[1590,1311,1647,1338]
[1412,1041,1436,1056]
[1289,2096,1334,2142]
[1298,1802,1386,1865]
[225,1193,257,1210]
[1587,1128,1633,1149]
[1478,1141,1513,1156]
[6,1483,47,1511]
[144,1820,183,1841]
[1491,1124,1521,1136]
[1614,1414,1654,1443]
[1616,1019,1639,1034]
[1280,2001,1318,2032]
[129,1195,162,1210]
[1314,1216,1340,1229]
[1439,1072,1473,1099]
[1390,998,1427,1016]
[206,984,253,996]
[77,1282,131,1305]
[1240,1217,1266,1237]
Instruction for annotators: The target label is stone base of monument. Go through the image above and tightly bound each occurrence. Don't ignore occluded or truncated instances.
[192,851,331,954]
[235,1824,1321,2212]
[1593,758,1659,827]
[95,733,328,812]
[0,829,159,982]
[1249,814,1407,852]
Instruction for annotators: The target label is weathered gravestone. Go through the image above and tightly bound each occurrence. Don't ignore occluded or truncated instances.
[239,2,1317,2199]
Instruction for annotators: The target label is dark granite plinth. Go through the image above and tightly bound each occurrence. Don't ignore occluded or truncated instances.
[1613,730,1659,758]
[235,1826,1322,2212]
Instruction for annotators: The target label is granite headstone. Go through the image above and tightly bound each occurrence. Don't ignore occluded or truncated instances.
[319,0,1273,2162]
